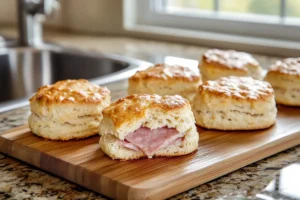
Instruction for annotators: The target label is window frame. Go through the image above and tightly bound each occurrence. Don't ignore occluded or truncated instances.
[135,0,300,41]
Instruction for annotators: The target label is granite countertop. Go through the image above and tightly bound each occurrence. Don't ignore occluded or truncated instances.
[0,29,300,200]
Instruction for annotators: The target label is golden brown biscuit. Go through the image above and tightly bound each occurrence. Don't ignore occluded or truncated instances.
[192,76,277,130]
[99,94,199,160]
[29,79,111,140]
[264,58,300,106]
[199,49,263,81]
[128,64,202,101]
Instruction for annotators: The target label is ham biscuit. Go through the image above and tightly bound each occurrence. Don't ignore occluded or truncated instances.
[99,94,199,160]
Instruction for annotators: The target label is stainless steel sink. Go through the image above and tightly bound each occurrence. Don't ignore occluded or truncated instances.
[0,0,151,113]
[0,44,151,113]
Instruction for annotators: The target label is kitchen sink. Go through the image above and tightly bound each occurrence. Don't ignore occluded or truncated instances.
[0,44,151,113]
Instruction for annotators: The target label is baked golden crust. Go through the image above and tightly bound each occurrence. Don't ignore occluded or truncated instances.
[128,64,202,102]
[192,76,277,130]
[202,49,259,71]
[102,94,189,128]
[199,76,274,101]
[30,79,110,105]
[129,64,200,82]
[267,58,300,77]
[264,58,300,106]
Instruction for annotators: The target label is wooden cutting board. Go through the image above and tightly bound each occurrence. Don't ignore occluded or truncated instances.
[1,106,300,200]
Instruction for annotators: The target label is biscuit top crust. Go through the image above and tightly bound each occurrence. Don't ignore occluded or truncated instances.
[30,79,110,104]
[200,76,273,100]
[130,64,200,82]
[103,94,189,128]
[268,58,300,76]
[202,49,259,70]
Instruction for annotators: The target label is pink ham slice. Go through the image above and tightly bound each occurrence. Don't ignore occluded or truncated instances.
[121,127,183,158]
[118,140,140,151]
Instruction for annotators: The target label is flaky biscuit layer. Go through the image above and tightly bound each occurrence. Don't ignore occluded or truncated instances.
[192,76,277,130]
[200,49,263,81]
[265,58,300,106]
[128,64,202,101]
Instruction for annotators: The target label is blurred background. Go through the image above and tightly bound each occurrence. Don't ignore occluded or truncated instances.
[0,0,300,45]
[0,0,298,108]
[0,2,299,200]
[0,0,123,34]
[166,0,300,17]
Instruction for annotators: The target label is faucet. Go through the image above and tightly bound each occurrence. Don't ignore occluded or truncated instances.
[17,0,60,46]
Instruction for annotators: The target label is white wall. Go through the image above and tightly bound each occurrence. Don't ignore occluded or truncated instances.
[63,0,123,34]
[0,0,123,34]
[0,0,17,25]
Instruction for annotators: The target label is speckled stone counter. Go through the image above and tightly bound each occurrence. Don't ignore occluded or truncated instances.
[0,30,300,200]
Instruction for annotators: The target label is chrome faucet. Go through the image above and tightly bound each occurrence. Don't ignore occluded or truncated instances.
[17,0,60,46]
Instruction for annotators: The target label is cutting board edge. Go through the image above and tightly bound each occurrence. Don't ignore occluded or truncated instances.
[0,124,29,135]
[0,136,119,199]
[1,129,300,200]
[131,129,300,200]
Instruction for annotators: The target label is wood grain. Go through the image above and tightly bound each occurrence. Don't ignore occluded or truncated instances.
[1,106,300,200]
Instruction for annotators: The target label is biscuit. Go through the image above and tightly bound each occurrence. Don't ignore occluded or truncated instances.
[28,79,111,140]
[199,49,263,81]
[99,94,199,160]
[264,58,300,106]
[192,76,277,130]
[128,64,202,101]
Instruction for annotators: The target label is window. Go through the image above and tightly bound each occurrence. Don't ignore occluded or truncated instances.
[136,0,300,41]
